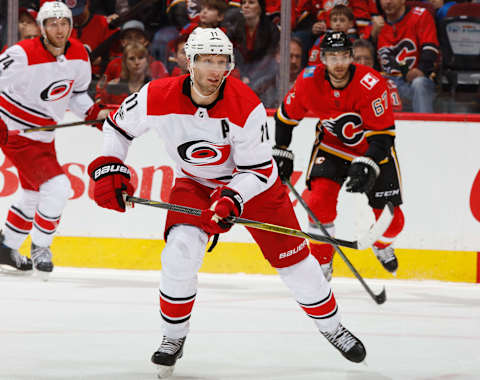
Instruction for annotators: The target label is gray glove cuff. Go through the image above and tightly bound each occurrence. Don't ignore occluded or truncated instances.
[352,156,380,178]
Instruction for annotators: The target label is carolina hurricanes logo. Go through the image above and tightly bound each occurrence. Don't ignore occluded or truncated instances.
[40,80,74,102]
[321,113,364,146]
[378,39,417,74]
[177,140,231,166]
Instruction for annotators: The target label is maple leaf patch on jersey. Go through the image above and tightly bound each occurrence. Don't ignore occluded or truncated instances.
[177,140,231,166]
[360,73,379,90]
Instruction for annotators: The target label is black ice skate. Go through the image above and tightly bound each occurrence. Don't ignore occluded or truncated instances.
[321,323,366,363]
[372,245,398,274]
[151,336,186,378]
[31,243,54,278]
[0,233,32,272]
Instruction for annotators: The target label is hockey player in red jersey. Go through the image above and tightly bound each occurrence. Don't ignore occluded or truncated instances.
[273,31,404,281]
[88,27,366,378]
[0,1,110,276]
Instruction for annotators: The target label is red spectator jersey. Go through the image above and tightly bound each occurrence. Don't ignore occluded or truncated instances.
[276,63,395,160]
[377,7,439,75]
[102,55,169,82]
[71,14,119,75]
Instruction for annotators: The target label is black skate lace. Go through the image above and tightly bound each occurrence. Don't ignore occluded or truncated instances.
[158,336,185,355]
[10,250,29,266]
[324,325,356,351]
[31,246,52,264]
[374,246,396,263]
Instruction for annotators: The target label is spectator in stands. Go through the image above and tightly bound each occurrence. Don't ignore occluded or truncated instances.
[229,0,280,86]
[100,20,168,84]
[95,42,151,105]
[180,0,228,37]
[308,5,357,65]
[169,35,189,77]
[352,39,402,111]
[0,7,40,54]
[49,0,120,78]
[372,0,439,113]
[429,0,457,22]
[19,7,41,41]
[253,37,305,109]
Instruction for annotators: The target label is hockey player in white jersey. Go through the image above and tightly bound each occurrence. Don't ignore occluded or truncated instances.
[0,1,110,276]
[88,27,367,378]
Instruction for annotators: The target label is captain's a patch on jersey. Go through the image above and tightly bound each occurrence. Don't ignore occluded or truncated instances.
[360,72,379,90]
[303,66,316,78]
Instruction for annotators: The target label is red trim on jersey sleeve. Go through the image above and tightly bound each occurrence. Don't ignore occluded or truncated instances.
[64,38,90,62]
[147,76,197,116]
[208,76,262,128]
[17,37,89,65]
[355,65,395,132]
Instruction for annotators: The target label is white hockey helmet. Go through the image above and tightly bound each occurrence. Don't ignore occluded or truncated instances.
[185,27,235,73]
[36,1,73,37]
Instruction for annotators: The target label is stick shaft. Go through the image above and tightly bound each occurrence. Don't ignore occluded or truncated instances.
[125,196,358,248]
[285,179,386,304]
[9,119,103,134]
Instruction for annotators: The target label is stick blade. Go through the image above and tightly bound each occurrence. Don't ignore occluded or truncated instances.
[356,202,394,250]
[375,287,387,304]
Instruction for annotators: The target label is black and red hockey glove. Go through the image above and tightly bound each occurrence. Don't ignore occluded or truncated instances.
[88,156,134,212]
[272,146,294,182]
[345,156,380,194]
[201,187,243,235]
[0,117,8,146]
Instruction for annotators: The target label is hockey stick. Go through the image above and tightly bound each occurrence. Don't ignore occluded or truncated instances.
[285,179,388,304]
[124,195,393,250]
[7,119,104,135]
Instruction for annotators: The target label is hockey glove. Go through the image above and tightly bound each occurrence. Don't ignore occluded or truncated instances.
[88,156,134,212]
[85,103,117,131]
[202,187,243,235]
[272,146,294,182]
[345,156,380,193]
[0,117,8,145]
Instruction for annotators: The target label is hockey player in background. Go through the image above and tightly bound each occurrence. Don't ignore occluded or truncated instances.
[0,1,110,276]
[88,27,366,378]
[273,31,404,281]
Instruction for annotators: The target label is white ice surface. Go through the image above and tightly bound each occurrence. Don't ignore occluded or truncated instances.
[0,268,479,380]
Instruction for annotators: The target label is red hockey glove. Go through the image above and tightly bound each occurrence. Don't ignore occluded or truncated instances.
[86,103,117,131]
[88,156,134,212]
[0,117,8,146]
[201,187,243,235]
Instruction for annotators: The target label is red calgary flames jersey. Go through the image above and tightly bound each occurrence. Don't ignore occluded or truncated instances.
[277,63,395,160]
[377,7,439,75]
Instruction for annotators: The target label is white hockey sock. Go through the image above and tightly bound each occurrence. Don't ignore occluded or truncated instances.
[3,189,39,249]
[31,175,71,247]
[160,225,208,339]
[277,255,340,333]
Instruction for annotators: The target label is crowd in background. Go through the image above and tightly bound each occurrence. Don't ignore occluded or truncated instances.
[2,0,480,113]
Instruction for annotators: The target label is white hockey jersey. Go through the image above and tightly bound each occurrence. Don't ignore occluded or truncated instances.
[102,75,278,203]
[0,37,93,143]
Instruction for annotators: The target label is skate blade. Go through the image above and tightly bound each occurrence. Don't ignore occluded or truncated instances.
[34,268,52,282]
[154,364,175,379]
[0,265,33,276]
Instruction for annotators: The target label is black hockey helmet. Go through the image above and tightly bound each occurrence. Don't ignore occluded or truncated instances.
[320,31,353,53]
